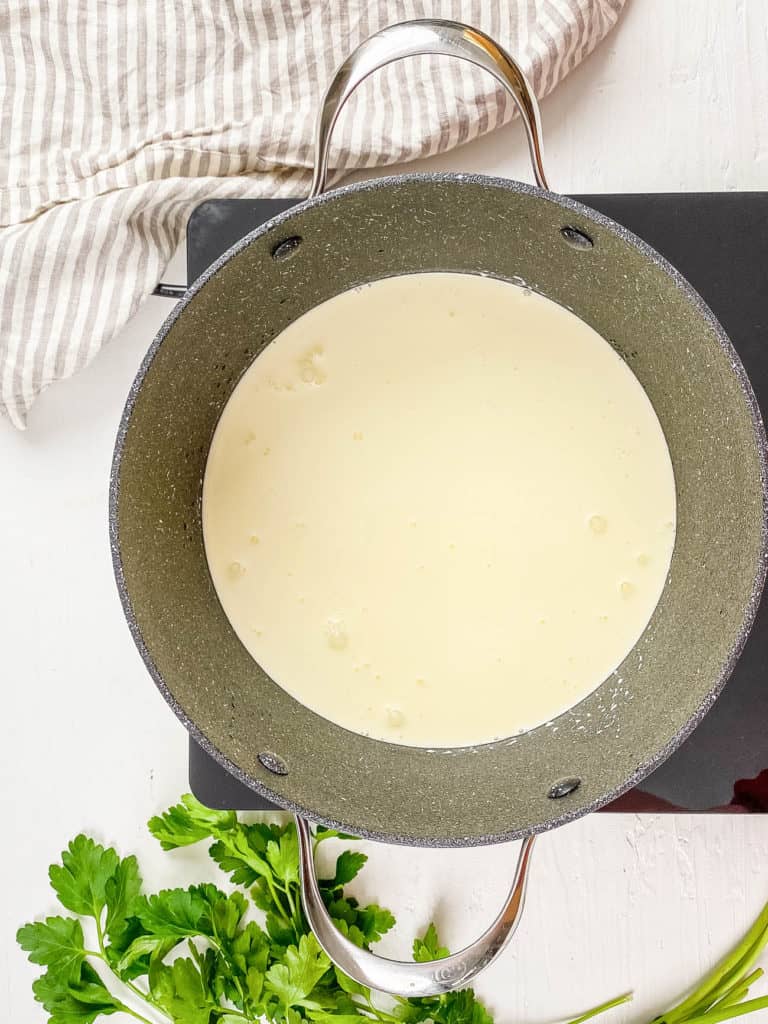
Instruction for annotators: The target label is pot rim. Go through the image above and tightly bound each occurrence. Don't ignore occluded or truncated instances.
[109,172,768,845]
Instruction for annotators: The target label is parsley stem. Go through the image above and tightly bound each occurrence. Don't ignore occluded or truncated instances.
[123,976,170,1018]
[350,998,401,1022]
[121,1008,156,1024]
[89,938,172,1021]
[87,943,163,1024]
[207,935,247,1008]
[366,992,401,1023]
[265,873,292,922]
[566,993,633,1024]
[284,882,299,923]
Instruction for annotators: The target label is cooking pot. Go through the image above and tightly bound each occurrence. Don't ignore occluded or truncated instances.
[110,20,768,995]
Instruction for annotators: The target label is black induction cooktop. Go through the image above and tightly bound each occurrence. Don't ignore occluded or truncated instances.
[182,192,768,815]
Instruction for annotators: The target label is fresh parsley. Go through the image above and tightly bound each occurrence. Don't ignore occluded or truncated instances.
[17,794,768,1024]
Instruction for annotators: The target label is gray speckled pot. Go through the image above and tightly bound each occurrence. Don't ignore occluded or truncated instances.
[110,175,768,846]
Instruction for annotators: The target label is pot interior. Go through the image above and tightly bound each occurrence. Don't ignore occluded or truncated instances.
[112,176,766,845]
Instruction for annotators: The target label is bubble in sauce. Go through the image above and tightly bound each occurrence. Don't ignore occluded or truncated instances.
[227,561,246,580]
[637,552,650,567]
[268,377,294,392]
[589,514,608,535]
[352,431,364,441]
[620,580,635,598]
[298,345,326,385]
[325,618,348,650]
[386,707,405,727]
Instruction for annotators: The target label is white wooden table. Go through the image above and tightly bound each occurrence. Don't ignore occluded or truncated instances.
[2,2,768,1020]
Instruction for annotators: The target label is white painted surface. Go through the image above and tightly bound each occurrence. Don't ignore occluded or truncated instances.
[2,1,768,1021]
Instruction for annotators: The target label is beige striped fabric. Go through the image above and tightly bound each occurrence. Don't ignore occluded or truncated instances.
[0,0,625,428]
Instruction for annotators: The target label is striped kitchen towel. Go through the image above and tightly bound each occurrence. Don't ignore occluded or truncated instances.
[0,0,625,428]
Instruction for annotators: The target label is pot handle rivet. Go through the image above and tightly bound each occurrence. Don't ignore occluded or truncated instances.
[560,226,594,250]
[258,752,289,775]
[271,236,303,261]
[548,777,582,799]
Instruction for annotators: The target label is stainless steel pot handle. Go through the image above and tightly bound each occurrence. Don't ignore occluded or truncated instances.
[297,18,542,998]
[309,18,549,199]
[295,814,536,996]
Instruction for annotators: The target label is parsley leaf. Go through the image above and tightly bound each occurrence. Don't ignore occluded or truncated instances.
[253,879,279,913]
[398,988,494,1024]
[135,886,212,937]
[314,826,361,844]
[113,932,177,975]
[396,996,438,1023]
[329,851,367,888]
[210,826,277,888]
[322,895,394,950]
[307,1016,375,1024]
[402,930,491,1024]
[49,836,119,921]
[132,884,249,952]
[267,910,298,948]
[150,956,216,1024]
[357,904,396,946]
[17,916,86,984]
[148,793,237,850]
[333,965,371,998]
[265,933,331,1008]
[229,919,270,976]
[208,887,249,942]
[266,830,300,888]
[437,989,494,1024]
[104,854,141,945]
[21,797,661,1024]
[32,961,129,1023]
[326,895,357,924]
[413,922,450,962]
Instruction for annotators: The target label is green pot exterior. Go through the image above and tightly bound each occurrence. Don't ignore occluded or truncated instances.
[111,176,768,846]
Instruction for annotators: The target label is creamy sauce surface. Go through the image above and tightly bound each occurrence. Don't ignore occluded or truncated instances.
[203,272,676,747]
